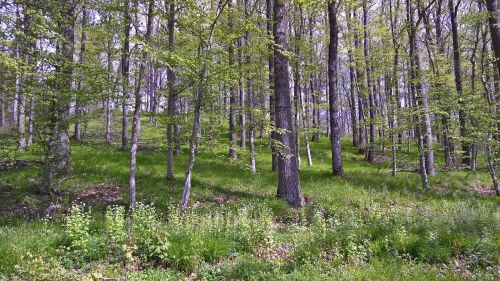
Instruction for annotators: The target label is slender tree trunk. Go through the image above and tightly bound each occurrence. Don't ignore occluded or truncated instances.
[449,0,470,168]
[105,31,113,145]
[244,0,256,173]
[74,5,87,142]
[129,0,154,209]
[433,0,455,168]
[121,0,131,150]
[0,88,5,128]
[328,1,343,176]
[347,5,359,148]
[27,97,34,146]
[274,0,304,206]
[228,0,237,161]
[238,39,246,149]
[407,0,429,189]
[17,81,25,151]
[266,0,278,171]
[166,0,176,180]
[363,2,376,163]
[180,1,227,209]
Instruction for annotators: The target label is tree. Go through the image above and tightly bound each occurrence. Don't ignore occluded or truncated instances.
[273,0,304,206]
[328,0,343,176]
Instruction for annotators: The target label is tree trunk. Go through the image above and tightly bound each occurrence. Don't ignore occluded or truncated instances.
[449,0,470,168]
[74,5,87,142]
[129,0,154,209]
[228,0,237,161]
[42,0,74,192]
[407,0,429,189]
[363,2,376,163]
[238,38,246,149]
[180,1,227,209]
[485,0,500,76]
[121,0,131,150]
[27,97,34,146]
[166,0,176,180]
[268,0,278,171]
[328,1,343,176]
[105,29,113,145]
[274,0,304,206]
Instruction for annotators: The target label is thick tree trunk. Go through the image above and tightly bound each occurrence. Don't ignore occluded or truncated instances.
[273,0,304,206]
[328,1,343,176]
[121,0,131,150]
[486,0,500,76]
[42,1,74,192]
[166,0,176,180]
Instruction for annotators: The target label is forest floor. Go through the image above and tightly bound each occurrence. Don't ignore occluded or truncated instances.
[0,116,499,280]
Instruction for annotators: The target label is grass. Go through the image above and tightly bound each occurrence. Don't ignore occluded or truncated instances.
[0,116,499,280]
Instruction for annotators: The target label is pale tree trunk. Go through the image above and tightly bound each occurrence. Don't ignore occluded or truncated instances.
[121,0,131,150]
[17,80,25,151]
[0,86,5,128]
[166,0,176,180]
[347,3,359,147]
[353,8,366,155]
[480,25,499,195]
[274,0,304,206]
[42,0,74,192]
[292,10,303,170]
[27,97,34,146]
[328,1,343,176]
[238,38,246,149]
[129,0,154,209]
[74,5,87,142]
[181,1,227,209]
[105,33,113,145]
[228,0,237,161]
[244,0,256,173]
[389,0,400,176]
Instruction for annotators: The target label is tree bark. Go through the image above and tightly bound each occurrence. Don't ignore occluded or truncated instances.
[449,0,470,168]
[74,5,87,142]
[363,2,376,163]
[129,0,154,209]
[274,0,304,206]
[228,0,237,161]
[485,0,500,77]
[267,0,278,171]
[42,0,75,192]
[166,0,176,180]
[121,0,131,150]
[328,1,343,176]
